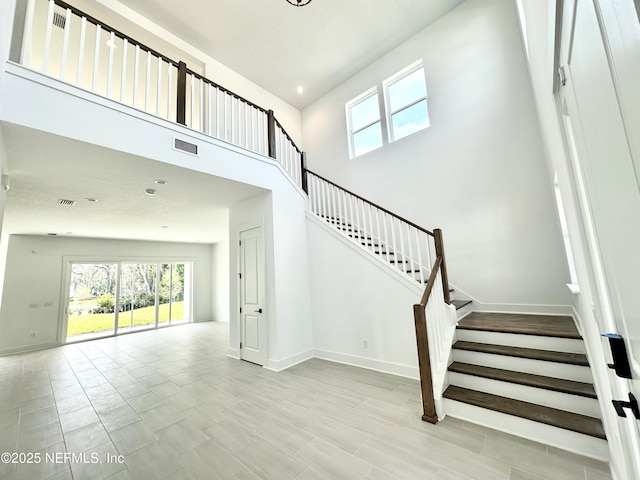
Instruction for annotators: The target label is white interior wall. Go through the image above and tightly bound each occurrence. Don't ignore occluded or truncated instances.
[301,0,571,309]
[212,239,229,323]
[229,190,314,371]
[0,234,214,355]
[307,215,421,379]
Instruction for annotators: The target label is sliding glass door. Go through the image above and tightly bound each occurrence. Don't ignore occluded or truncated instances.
[67,263,118,341]
[65,260,191,342]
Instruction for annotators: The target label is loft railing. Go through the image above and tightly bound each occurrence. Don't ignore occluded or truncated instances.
[306,170,451,423]
[12,0,305,189]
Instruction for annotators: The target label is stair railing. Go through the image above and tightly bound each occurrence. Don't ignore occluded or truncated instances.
[413,229,450,423]
[11,0,306,190]
[306,169,451,423]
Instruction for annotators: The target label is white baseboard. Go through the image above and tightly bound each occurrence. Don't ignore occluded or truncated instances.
[265,349,314,372]
[0,342,59,357]
[227,348,240,359]
[314,348,419,380]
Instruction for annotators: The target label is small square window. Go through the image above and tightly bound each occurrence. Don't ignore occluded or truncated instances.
[384,62,429,142]
[346,88,383,158]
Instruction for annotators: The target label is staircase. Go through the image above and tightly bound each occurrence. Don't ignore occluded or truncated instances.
[305,170,607,460]
[442,312,608,460]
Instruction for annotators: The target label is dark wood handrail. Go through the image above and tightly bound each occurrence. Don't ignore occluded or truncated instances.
[413,254,442,424]
[185,67,268,115]
[274,118,302,155]
[54,0,179,67]
[307,170,434,237]
[418,256,443,307]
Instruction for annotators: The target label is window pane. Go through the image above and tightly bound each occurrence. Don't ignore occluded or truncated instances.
[388,69,427,112]
[353,122,382,157]
[391,100,429,141]
[351,94,380,131]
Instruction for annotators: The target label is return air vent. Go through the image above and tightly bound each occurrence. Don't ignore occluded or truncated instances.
[52,12,66,29]
[173,137,199,156]
[57,198,76,206]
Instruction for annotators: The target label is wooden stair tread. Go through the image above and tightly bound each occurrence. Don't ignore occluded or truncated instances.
[453,341,589,366]
[457,312,581,339]
[443,385,605,439]
[451,299,471,310]
[448,362,596,398]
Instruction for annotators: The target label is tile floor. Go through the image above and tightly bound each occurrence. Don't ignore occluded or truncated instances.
[0,322,612,480]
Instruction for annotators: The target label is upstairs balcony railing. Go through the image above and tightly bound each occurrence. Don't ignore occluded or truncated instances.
[11,0,306,190]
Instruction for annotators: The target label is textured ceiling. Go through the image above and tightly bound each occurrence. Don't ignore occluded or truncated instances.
[1,124,265,243]
[111,0,465,109]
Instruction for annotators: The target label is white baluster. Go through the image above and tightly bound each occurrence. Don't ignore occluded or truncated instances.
[199,79,204,132]
[21,0,36,66]
[207,84,212,135]
[156,57,163,115]
[76,17,87,86]
[132,45,140,108]
[42,0,55,74]
[106,31,115,98]
[120,38,128,103]
[91,24,101,92]
[415,230,425,285]
[190,73,195,128]
[390,217,399,272]
[59,8,72,80]
[144,50,152,111]
[166,63,172,120]
[407,225,416,282]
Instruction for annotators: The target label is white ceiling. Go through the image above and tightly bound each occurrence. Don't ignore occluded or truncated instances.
[1,123,265,243]
[112,0,465,109]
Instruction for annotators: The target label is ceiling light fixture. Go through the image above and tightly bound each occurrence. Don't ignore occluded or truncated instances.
[296,86,304,94]
[145,188,156,196]
[85,197,98,202]
[154,179,168,185]
[286,0,312,6]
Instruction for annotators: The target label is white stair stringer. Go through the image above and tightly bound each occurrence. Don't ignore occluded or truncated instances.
[443,398,609,461]
[451,349,593,383]
[447,370,601,417]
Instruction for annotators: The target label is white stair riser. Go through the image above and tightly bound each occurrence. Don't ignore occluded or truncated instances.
[452,350,593,383]
[455,303,473,321]
[443,399,609,461]
[447,372,601,418]
[455,330,586,354]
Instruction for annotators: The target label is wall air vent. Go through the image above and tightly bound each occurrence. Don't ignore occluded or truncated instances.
[57,198,76,206]
[173,137,199,156]
[52,12,66,29]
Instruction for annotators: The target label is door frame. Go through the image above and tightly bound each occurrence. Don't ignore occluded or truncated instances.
[236,220,267,366]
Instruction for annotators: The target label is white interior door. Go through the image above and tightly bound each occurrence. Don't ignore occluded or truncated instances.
[559,0,640,474]
[239,226,266,366]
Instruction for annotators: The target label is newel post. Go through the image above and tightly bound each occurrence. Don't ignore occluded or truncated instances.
[413,304,437,424]
[267,110,276,159]
[434,228,451,304]
[301,152,308,194]
[176,61,187,126]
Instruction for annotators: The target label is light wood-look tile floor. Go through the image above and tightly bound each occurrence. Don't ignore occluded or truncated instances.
[0,322,612,480]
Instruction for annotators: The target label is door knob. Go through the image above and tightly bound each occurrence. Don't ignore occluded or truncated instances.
[254,308,263,313]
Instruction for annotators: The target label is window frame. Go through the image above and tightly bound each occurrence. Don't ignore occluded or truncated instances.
[383,60,429,143]
[345,86,383,159]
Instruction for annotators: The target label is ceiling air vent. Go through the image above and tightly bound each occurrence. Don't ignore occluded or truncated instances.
[52,12,66,29]
[58,198,76,206]
[173,137,199,156]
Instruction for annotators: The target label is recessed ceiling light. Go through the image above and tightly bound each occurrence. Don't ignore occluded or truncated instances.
[47,233,57,236]
[154,179,168,185]
[85,197,98,202]
[145,188,156,196]
[161,225,168,229]
[296,86,304,95]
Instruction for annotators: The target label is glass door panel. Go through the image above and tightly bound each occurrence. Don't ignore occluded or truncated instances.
[118,263,157,332]
[66,263,117,341]
[170,264,185,325]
